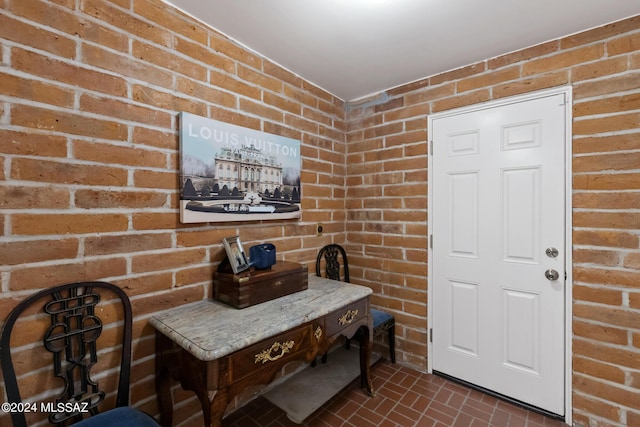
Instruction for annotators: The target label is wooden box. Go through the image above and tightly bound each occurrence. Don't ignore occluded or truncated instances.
[213,261,308,309]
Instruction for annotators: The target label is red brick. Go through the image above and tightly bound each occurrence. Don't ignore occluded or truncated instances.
[79,93,172,128]
[492,71,569,99]
[489,40,560,69]
[630,293,640,309]
[130,285,204,317]
[11,158,127,186]
[0,13,76,59]
[432,89,491,113]
[83,43,172,87]
[133,170,179,190]
[573,248,620,267]
[262,60,304,90]
[177,229,236,248]
[572,393,621,423]
[575,211,640,229]
[176,265,213,288]
[574,133,640,155]
[574,373,640,410]
[132,212,184,231]
[82,0,172,47]
[430,62,486,86]
[0,72,74,107]
[133,126,178,151]
[573,284,623,306]
[0,239,78,265]
[133,0,208,45]
[10,0,126,50]
[0,129,67,157]
[574,173,640,191]
[573,230,639,248]
[574,72,640,100]
[9,257,128,291]
[562,16,640,49]
[210,70,261,100]
[574,266,640,288]
[457,66,521,93]
[624,253,640,270]
[573,319,628,346]
[574,92,640,118]
[0,185,70,210]
[11,104,128,140]
[114,273,174,297]
[75,189,168,209]
[12,213,129,235]
[12,47,127,97]
[73,140,168,168]
[174,78,237,110]
[573,192,640,209]
[523,44,605,76]
[132,40,206,81]
[174,36,234,72]
[574,112,640,136]
[573,57,630,83]
[607,31,640,56]
[629,411,640,427]
[239,99,284,123]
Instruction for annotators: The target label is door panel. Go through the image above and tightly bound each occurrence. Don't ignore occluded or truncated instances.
[502,167,540,263]
[450,280,479,356]
[430,91,568,416]
[449,172,479,257]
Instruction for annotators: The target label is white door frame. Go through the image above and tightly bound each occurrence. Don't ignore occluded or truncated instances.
[427,86,573,424]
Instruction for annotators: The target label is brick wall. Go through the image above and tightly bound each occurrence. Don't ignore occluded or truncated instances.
[0,0,347,425]
[1,0,639,425]
[345,15,640,427]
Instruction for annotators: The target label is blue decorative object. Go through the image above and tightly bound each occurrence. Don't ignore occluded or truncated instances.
[250,243,276,270]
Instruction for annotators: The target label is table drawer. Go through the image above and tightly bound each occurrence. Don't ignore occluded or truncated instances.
[325,298,368,336]
[228,324,313,383]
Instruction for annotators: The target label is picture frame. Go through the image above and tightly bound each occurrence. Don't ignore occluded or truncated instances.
[179,112,302,224]
[222,236,250,274]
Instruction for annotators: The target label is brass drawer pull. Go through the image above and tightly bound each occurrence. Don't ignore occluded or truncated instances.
[254,340,295,364]
[338,309,359,325]
[314,326,323,340]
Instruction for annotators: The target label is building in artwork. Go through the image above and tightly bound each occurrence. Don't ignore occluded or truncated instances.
[214,145,283,194]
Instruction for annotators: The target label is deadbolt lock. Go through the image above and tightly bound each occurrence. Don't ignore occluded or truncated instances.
[545,247,559,258]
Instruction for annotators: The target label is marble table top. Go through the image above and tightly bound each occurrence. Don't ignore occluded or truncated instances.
[149,275,372,361]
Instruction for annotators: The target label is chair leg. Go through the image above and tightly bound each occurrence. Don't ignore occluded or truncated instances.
[388,323,396,364]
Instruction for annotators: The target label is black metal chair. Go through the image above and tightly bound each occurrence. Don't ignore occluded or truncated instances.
[0,281,159,427]
[316,244,396,363]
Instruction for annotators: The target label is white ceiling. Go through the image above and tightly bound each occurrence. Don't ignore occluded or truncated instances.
[163,0,640,101]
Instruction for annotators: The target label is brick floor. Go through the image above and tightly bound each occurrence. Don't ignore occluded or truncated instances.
[222,360,567,426]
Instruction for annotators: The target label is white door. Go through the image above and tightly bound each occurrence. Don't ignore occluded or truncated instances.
[429,89,569,416]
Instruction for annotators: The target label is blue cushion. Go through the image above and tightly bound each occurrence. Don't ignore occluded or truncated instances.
[371,308,393,327]
[72,406,158,427]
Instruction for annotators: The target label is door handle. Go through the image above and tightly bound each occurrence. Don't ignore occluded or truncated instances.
[545,269,559,281]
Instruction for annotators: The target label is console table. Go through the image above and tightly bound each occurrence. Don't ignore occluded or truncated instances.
[150,275,374,427]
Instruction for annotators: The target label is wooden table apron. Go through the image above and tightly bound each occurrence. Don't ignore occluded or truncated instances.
[151,275,374,427]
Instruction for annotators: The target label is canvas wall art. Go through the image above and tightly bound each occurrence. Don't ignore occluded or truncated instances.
[179,112,302,223]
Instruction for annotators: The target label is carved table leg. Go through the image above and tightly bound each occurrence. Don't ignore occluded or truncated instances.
[155,331,174,427]
[358,325,375,397]
[201,358,228,427]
